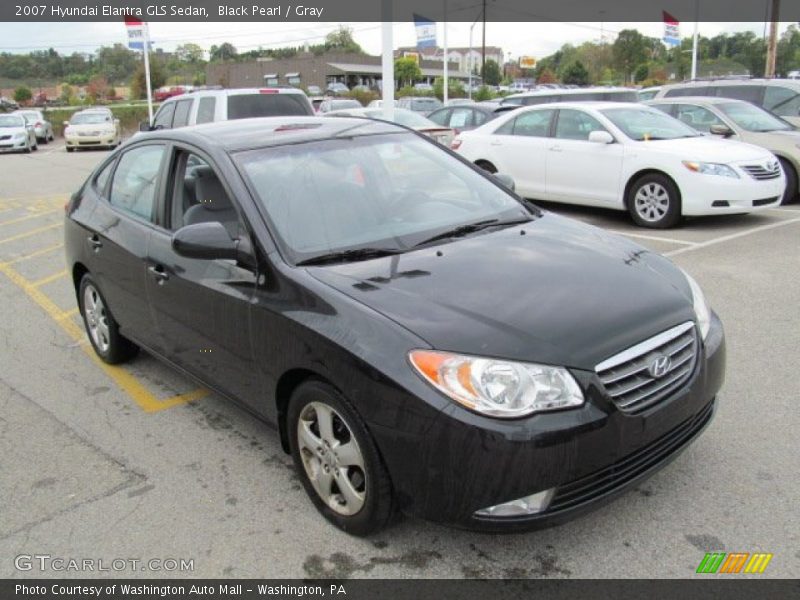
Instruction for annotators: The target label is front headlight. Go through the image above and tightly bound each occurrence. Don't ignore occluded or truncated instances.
[681,269,711,340]
[682,161,739,178]
[13,132,26,140]
[409,350,584,418]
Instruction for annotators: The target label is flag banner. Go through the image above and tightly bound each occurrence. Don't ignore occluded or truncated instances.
[414,13,437,49]
[663,11,680,46]
[125,16,149,50]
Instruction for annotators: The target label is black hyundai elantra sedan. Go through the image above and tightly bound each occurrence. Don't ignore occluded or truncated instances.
[65,116,725,535]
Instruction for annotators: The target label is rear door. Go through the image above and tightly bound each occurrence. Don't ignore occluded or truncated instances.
[546,108,623,206]
[486,109,555,199]
[85,142,168,353]
[146,146,261,406]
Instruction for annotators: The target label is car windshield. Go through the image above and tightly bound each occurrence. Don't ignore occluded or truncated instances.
[601,107,701,141]
[410,98,442,111]
[0,115,24,127]
[717,102,792,132]
[227,93,311,119]
[71,113,110,124]
[363,109,436,128]
[237,132,531,264]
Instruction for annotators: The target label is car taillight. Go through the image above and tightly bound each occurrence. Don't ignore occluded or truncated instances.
[259,89,279,94]
[35,122,42,127]
[451,139,462,150]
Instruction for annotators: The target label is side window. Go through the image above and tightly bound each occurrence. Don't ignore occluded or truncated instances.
[152,103,175,129]
[196,96,216,124]
[764,86,800,117]
[511,109,555,137]
[717,85,764,104]
[523,95,553,106]
[554,109,606,140]
[473,110,488,126]
[169,151,242,239]
[172,99,194,128]
[673,104,725,133]
[650,104,675,117]
[502,97,524,106]
[427,109,450,126]
[94,159,115,195]
[449,108,474,129]
[109,145,166,221]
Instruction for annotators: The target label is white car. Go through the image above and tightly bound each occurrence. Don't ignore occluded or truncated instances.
[0,113,37,153]
[452,102,786,228]
[64,109,121,152]
[13,109,54,143]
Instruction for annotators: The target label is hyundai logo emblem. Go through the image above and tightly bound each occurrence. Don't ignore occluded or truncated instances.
[648,354,672,379]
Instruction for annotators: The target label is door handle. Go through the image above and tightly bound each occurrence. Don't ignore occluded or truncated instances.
[88,234,103,250]
[147,265,169,283]
[490,140,503,146]
[549,145,563,152]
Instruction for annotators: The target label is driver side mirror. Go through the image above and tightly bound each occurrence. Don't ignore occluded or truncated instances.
[709,124,734,138]
[588,130,615,144]
[493,172,515,192]
[172,221,255,269]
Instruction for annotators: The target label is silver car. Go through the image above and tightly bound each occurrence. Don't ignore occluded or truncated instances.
[0,113,37,153]
[13,110,54,143]
[647,96,800,204]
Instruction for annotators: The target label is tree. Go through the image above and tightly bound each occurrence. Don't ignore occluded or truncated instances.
[612,29,650,83]
[480,59,501,86]
[209,42,237,62]
[175,43,204,64]
[130,55,166,99]
[537,68,557,84]
[13,86,32,104]
[394,57,421,87]
[562,61,590,86]
[433,76,465,100]
[474,85,493,102]
[95,44,138,84]
[634,64,650,83]
[325,26,363,54]
[86,76,109,102]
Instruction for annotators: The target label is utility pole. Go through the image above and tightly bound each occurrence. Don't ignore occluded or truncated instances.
[481,0,486,76]
[765,0,780,78]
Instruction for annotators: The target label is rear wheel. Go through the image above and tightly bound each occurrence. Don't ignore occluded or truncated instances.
[66,146,74,153]
[288,381,394,536]
[627,173,681,228]
[79,274,139,364]
[778,157,798,205]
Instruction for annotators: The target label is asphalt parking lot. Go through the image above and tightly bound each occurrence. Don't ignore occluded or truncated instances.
[0,141,798,579]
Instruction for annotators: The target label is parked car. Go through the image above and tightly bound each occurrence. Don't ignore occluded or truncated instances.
[309,96,325,112]
[652,79,800,127]
[13,109,54,143]
[64,109,121,152]
[65,116,725,534]
[396,96,444,115]
[501,87,638,107]
[638,86,662,101]
[143,87,314,131]
[427,103,511,134]
[326,82,350,96]
[647,96,800,204]
[0,97,19,112]
[0,113,37,153]
[452,102,785,228]
[306,85,322,96]
[317,98,362,114]
[325,107,454,145]
[413,82,434,92]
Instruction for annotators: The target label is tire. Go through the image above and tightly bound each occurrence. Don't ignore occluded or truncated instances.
[627,173,681,229]
[66,146,74,153]
[32,140,38,151]
[78,274,139,364]
[40,136,48,145]
[24,139,32,153]
[778,157,798,205]
[475,160,497,174]
[288,380,393,536]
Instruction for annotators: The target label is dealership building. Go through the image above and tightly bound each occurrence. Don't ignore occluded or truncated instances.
[206,51,472,90]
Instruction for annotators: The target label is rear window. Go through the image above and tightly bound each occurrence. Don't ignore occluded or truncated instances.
[715,85,764,104]
[227,93,312,119]
[603,91,637,102]
[523,95,559,105]
[410,98,443,111]
[664,86,710,98]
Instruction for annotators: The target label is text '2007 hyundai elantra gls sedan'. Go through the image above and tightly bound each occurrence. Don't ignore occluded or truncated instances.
[65,116,725,535]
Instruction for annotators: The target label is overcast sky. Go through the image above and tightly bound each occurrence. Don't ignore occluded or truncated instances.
[0,21,794,60]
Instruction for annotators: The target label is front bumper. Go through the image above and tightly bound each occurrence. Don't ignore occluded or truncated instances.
[374,313,725,530]
[0,138,29,152]
[65,134,117,148]
[679,170,785,215]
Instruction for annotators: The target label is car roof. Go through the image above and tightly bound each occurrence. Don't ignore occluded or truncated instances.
[661,78,800,89]
[647,96,746,106]
[504,87,633,99]
[162,87,307,103]
[134,116,403,152]
[519,101,647,111]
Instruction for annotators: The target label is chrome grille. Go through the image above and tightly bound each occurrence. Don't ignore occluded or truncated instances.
[741,162,781,180]
[595,322,698,414]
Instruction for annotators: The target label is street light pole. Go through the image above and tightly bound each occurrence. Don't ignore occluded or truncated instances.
[467,11,481,99]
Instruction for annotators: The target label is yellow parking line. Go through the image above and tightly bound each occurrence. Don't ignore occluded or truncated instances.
[0,261,207,413]
[31,269,67,287]
[0,208,61,227]
[2,242,64,265]
[56,307,79,321]
[0,222,62,245]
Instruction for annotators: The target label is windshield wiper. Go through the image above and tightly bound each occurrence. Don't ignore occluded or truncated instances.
[296,247,402,266]
[414,216,532,248]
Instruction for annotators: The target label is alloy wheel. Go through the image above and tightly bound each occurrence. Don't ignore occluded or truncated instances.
[634,182,670,223]
[296,401,367,516]
[83,284,111,353]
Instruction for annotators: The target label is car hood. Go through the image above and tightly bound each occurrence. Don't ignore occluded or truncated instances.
[742,128,800,150]
[307,213,697,370]
[636,136,773,162]
[67,123,114,131]
[0,126,27,135]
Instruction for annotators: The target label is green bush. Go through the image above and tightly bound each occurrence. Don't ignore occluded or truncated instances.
[347,88,378,106]
[473,86,494,102]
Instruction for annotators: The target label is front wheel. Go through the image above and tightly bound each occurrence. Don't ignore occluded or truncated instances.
[778,158,797,205]
[627,173,681,229]
[288,381,394,536]
[79,274,139,364]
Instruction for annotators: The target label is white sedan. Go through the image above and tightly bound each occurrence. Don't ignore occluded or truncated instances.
[452,102,786,228]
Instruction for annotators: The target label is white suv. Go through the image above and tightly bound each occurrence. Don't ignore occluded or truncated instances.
[143,87,314,131]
